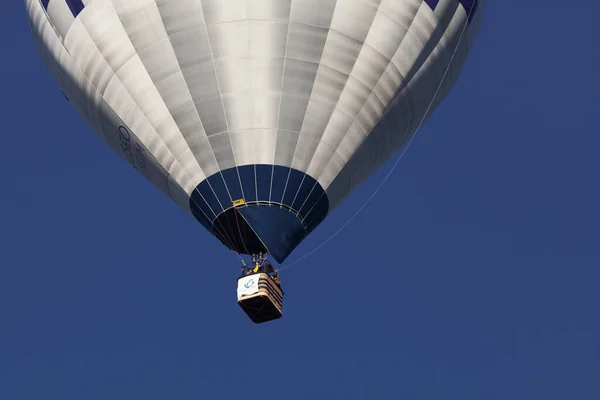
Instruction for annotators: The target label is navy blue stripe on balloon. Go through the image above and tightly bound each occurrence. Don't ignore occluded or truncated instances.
[207,174,230,210]
[255,165,272,202]
[196,181,222,217]
[221,168,243,201]
[460,0,479,23]
[424,0,440,9]
[292,177,314,212]
[238,166,257,203]
[304,198,329,234]
[66,0,85,17]
[282,169,304,206]
[424,0,479,23]
[41,1,85,17]
[270,166,289,203]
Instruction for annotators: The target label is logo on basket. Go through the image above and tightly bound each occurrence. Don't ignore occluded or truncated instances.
[244,279,255,289]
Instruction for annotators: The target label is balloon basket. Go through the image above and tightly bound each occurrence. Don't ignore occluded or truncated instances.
[237,273,283,324]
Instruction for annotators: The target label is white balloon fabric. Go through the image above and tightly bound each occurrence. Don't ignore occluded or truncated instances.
[26,0,485,262]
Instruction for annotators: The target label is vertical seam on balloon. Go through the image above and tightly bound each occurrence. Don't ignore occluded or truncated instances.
[247,9,262,206]
[273,3,293,207]
[268,164,275,204]
[281,18,335,213]
[288,174,307,214]
[197,1,246,211]
[241,6,252,205]
[154,3,214,182]
[296,180,318,222]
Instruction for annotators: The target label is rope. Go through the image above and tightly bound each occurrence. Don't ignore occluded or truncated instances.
[279,6,476,273]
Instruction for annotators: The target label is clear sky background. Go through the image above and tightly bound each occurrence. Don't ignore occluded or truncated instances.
[1,1,599,399]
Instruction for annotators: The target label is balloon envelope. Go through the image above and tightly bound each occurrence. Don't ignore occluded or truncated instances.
[26,0,484,262]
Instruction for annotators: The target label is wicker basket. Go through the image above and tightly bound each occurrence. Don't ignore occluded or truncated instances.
[237,273,284,324]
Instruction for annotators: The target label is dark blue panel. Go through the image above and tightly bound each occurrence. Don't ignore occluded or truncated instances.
[313,194,329,218]
[424,0,478,23]
[305,206,328,235]
[255,165,272,202]
[304,193,329,232]
[238,206,305,263]
[189,199,213,232]
[282,169,304,207]
[189,185,218,232]
[207,173,232,209]
[461,0,479,22]
[221,168,243,202]
[212,208,267,254]
[270,166,290,204]
[424,0,439,9]
[292,177,314,212]
[42,0,86,17]
[66,0,85,17]
[238,165,257,202]
[197,181,222,216]
[298,183,324,219]
[189,166,330,262]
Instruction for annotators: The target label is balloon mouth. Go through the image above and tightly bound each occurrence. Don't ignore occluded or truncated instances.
[212,205,269,257]
[211,203,307,264]
[189,165,330,263]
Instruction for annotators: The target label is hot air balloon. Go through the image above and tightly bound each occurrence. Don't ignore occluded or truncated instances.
[25,0,484,323]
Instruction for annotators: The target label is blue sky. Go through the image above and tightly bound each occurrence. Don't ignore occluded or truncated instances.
[1,1,599,399]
